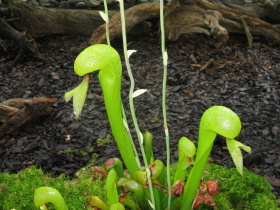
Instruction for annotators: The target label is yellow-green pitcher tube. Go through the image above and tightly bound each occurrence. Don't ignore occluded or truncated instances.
[72,44,140,177]
[180,106,242,210]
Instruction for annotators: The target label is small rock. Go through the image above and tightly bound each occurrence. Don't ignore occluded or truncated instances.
[264,175,280,187]
[0,139,7,146]
[104,148,116,154]
[89,0,101,7]
[68,123,80,131]
[12,147,22,154]
[23,142,39,152]
[38,77,45,87]
[261,129,269,136]
[42,2,56,7]
[264,158,273,164]
[98,128,107,139]
[74,1,87,8]
[82,126,94,133]
[272,126,279,135]
[273,161,280,168]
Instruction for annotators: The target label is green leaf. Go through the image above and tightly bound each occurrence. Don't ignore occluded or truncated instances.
[64,75,89,118]
[226,138,251,175]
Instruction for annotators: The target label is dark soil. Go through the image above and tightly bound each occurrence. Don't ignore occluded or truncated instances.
[0,32,279,199]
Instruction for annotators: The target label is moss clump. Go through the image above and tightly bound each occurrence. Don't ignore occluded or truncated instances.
[0,166,105,209]
[0,164,278,209]
[196,163,278,210]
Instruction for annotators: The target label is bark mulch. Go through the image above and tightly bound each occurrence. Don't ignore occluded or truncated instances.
[0,32,279,199]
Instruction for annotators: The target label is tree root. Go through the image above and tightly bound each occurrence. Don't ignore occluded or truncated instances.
[0,97,57,138]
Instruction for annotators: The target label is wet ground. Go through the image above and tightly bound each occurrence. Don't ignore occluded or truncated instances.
[0,32,279,199]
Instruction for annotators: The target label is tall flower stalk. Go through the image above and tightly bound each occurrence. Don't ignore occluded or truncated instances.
[159,0,171,208]
[118,0,156,208]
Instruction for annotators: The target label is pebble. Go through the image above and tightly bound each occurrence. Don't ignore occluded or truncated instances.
[0,137,7,146]
[42,2,57,7]
[68,123,80,130]
[264,158,273,164]
[272,126,279,135]
[12,147,23,154]
[273,161,280,168]
[89,0,101,7]
[23,142,40,152]
[74,1,87,8]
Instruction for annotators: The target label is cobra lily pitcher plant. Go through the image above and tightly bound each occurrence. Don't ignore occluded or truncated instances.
[34,44,251,210]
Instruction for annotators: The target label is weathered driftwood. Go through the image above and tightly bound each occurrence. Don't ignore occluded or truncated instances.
[89,0,280,44]
[9,1,118,36]
[89,2,160,44]
[2,0,280,51]
[0,97,57,138]
[0,18,44,64]
[194,0,280,43]
[164,0,229,42]
[219,0,280,22]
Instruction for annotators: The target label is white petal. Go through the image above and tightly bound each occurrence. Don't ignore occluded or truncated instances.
[128,50,137,58]
[99,11,109,23]
[133,89,147,98]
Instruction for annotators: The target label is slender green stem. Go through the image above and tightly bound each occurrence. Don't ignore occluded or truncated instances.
[160,0,166,56]
[103,0,110,46]
[118,0,156,208]
[159,0,171,208]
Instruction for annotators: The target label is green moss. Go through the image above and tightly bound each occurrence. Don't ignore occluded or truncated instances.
[96,135,113,147]
[0,164,278,209]
[150,117,160,123]
[195,163,278,210]
[57,148,76,155]
[0,166,105,209]
[87,146,95,153]
[79,149,88,156]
